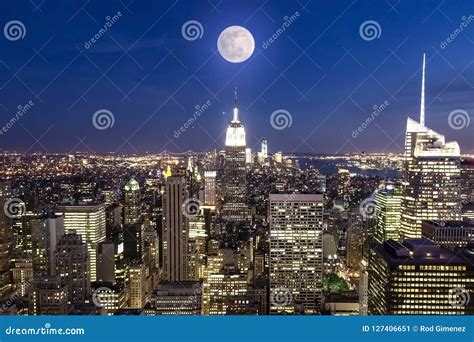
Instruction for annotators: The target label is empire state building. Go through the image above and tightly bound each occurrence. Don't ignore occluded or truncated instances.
[221,88,248,222]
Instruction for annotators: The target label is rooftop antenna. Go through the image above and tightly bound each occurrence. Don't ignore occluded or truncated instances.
[420,53,426,126]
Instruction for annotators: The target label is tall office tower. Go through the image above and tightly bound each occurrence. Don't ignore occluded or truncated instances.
[56,204,106,282]
[222,88,248,222]
[123,222,144,262]
[55,233,90,304]
[162,175,188,281]
[422,220,474,250]
[188,213,208,279]
[0,181,12,273]
[261,138,268,158]
[30,214,65,276]
[97,242,115,283]
[204,171,217,206]
[269,194,324,314]
[124,177,141,225]
[374,185,402,243]
[29,275,68,315]
[368,239,474,315]
[146,281,202,315]
[401,54,461,238]
[126,263,146,309]
[346,208,370,273]
[358,258,369,315]
[460,158,474,200]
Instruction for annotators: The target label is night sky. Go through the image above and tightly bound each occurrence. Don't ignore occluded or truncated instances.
[0,0,472,155]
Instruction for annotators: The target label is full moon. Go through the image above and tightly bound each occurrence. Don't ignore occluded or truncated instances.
[217,26,255,63]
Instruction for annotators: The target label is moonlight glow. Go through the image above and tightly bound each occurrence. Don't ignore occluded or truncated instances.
[217,26,255,63]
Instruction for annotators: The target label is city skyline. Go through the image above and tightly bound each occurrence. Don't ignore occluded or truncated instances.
[0,1,472,154]
[0,0,473,320]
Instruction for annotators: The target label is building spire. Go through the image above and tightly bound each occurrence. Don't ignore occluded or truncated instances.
[232,85,239,122]
[420,53,426,126]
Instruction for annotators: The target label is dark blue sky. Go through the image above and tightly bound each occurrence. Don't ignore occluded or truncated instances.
[0,0,472,154]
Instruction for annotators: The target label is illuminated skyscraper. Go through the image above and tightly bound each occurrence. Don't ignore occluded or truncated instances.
[401,54,461,238]
[124,177,141,225]
[269,194,324,314]
[368,239,474,315]
[56,204,106,282]
[222,88,248,222]
[55,233,90,304]
[204,171,217,206]
[374,185,402,243]
[162,175,188,281]
[0,181,12,273]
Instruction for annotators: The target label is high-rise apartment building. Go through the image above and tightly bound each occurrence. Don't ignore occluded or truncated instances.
[55,233,90,304]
